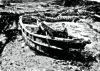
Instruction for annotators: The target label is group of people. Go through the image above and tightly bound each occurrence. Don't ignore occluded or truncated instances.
[37,19,69,38]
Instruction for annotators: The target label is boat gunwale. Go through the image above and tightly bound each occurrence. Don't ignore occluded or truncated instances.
[22,31,62,50]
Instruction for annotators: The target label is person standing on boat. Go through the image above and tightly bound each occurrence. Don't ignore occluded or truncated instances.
[37,19,44,31]
[37,19,46,35]
[37,19,55,38]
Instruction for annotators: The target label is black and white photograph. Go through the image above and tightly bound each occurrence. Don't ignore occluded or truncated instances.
[0,0,100,71]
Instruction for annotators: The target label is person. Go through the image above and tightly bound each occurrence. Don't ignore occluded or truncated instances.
[41,21,55,39]
[37,19,45,35]
[60,23,68,38]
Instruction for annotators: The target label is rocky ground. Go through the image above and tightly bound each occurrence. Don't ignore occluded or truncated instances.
[0,20,100,71]
[0,1,100,71]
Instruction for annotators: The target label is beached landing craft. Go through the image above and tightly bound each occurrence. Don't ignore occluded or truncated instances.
[19,15,91,56]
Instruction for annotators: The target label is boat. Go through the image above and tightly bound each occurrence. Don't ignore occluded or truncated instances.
[19,15,91,55]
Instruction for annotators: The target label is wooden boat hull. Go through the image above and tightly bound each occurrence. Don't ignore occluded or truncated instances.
[19,15,90,55]
[22,30,87,59]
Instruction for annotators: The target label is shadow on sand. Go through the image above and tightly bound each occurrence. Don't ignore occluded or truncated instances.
[29,45,96,67]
